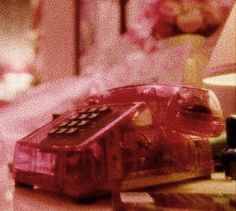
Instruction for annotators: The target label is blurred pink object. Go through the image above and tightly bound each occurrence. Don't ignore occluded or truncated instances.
[127,0,235,47]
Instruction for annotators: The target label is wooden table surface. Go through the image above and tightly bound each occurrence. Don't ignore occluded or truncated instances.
[0,164,235,211]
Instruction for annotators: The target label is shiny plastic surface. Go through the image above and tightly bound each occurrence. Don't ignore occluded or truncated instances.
[13,84,224,199]
[85,84,224,137]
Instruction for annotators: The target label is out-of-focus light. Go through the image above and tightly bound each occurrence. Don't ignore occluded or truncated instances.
[203,72,236,87]
[4,190,13,201]
[0,39,35,72]
[4,48,34,72]
[203,4,236,117]
[203,63,236,87]
[4,72,34,89]
[0,72,34,101]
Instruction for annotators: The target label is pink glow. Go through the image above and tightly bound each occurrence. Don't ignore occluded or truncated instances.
[127,0,234,44]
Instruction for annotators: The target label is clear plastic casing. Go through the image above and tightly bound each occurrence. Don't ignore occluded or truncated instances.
[13,84,224,199]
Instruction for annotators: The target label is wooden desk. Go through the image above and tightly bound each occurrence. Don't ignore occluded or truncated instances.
[0,166,235,211]
[152,173,236,195]
[119,174,236,210]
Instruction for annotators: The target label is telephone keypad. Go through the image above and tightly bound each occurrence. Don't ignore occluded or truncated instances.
[98,106,110,113]
[48,106,112,136]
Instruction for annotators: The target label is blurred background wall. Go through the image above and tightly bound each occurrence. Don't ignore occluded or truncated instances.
[0,0,34,69]
[37,0,76,81]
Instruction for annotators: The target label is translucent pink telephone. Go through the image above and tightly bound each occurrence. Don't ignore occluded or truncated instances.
[13,84,224,199]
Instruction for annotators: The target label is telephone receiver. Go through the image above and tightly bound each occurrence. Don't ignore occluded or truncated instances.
[84,83,224,137]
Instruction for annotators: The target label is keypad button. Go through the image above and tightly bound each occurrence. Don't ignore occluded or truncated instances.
[87,107,98,113]
[69,113,80,120]
[77,113,88,120]
[98,106,111,113]
[66,127,79,134]
[59,121,69,127]
[79,108,88,113]
[48,128,58,135]
[67,120,78,127]
[87,112,100,120]
[77,120,89,128]
[56,128,68,134]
